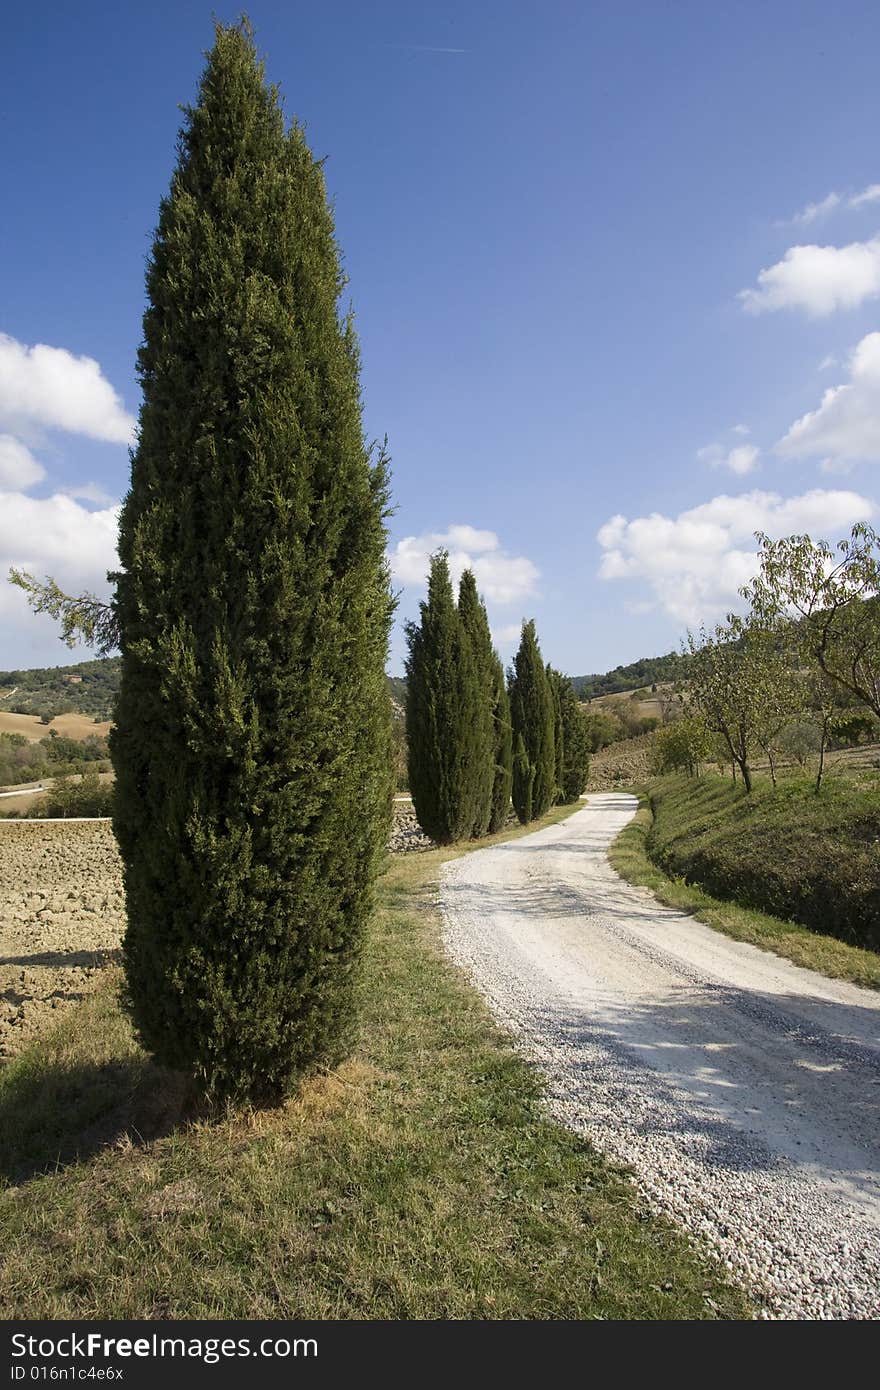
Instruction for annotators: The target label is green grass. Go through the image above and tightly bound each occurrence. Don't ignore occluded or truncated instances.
[0,805,751,1320]
[609,780,880,990]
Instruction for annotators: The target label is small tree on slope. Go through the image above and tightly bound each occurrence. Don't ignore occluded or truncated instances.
[112,23,394,1102]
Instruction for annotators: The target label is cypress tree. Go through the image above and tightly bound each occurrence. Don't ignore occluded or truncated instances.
[557,675,591,802]
[457,570,496,838]
[547,665,565,802]
[512,732,534,826]
[488,656,513,832]
[508,621,555,823]
[112,23,394,1103]
[405,553,480,843]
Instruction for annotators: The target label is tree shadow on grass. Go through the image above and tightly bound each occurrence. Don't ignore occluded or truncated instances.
[0,1049,193,1187]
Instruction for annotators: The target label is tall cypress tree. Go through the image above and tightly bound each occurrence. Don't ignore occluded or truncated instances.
[112,23,394,1103]
[405,553,480,843]
[558,675,591,802]
[488,655,513,832]
[457,570,496,838]
[512,732,534,826]
[547,665,565,803]
[508,621,555,823]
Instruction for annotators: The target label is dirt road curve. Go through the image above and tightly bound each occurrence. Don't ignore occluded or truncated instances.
[441,792,880,1319]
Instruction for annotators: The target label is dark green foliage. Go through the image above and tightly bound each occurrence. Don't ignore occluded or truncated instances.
[405,554,481,844]
[512,732,533,826]
[557,676,590,802]
[648,775,880,952]
[509,622,555,823]
[489,658,513,832]
[457,571,497,837]
[112,23,393,1103]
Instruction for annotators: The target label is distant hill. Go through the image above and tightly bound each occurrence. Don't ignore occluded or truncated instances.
[0,656,410,723]
[571,650,685,701]
[0,648,688,721]
[0,657,122,721]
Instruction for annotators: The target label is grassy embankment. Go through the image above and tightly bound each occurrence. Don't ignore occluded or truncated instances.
[0,803,750,1320]
[610,773,880,989]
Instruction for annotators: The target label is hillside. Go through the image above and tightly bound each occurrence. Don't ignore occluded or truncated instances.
[1,649,685,723]
[1,657,410,725]
[572,650,684,701]
[0,658,121,721]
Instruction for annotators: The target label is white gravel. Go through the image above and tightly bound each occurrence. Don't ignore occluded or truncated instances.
[441,792,880,1319]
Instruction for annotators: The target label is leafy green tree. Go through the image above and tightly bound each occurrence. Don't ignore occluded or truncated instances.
[509,621,555,822]
[685,618,798,793]
[457,571,497,837]
[584,709,625,751]
[109,22,394,1103]
[405,554,481,843]
[743,525,880,719]
[649,715,713,777]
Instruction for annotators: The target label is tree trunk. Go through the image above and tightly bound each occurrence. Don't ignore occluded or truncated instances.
[815,723,827,793]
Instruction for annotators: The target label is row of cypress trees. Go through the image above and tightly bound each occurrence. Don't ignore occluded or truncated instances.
[405,556,512,843]
[509,622,591,823]
[405,556,590,841]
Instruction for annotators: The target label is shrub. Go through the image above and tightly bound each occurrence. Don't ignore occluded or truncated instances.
[41,770,114,818]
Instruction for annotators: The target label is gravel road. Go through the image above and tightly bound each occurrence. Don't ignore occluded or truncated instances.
[441,792,880,1319]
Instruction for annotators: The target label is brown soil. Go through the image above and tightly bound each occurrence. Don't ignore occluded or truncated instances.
[0,823,124,1061]
[0,805,433,1062]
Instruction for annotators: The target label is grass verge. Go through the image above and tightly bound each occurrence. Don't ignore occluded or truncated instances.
[0,803,750,1320]
[609,789,880,990]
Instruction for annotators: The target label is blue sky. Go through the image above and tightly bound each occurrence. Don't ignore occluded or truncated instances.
[2,0,880,675]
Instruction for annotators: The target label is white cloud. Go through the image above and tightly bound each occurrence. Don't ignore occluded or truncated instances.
[777,332,880,466]
[491,623,521,645]
[789,192,841,226]
[818,355,838,371]
[389,524,539,605]
[697,441,760,475]
[783,184,880,224]
[0,333,135,444]
[0,434,45,490]
[0,489,120,659]
[60,481,116,507]
[850,183,880,210]
[739,236,880,316]
[732,423,751,436]
[596,488,875,627]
